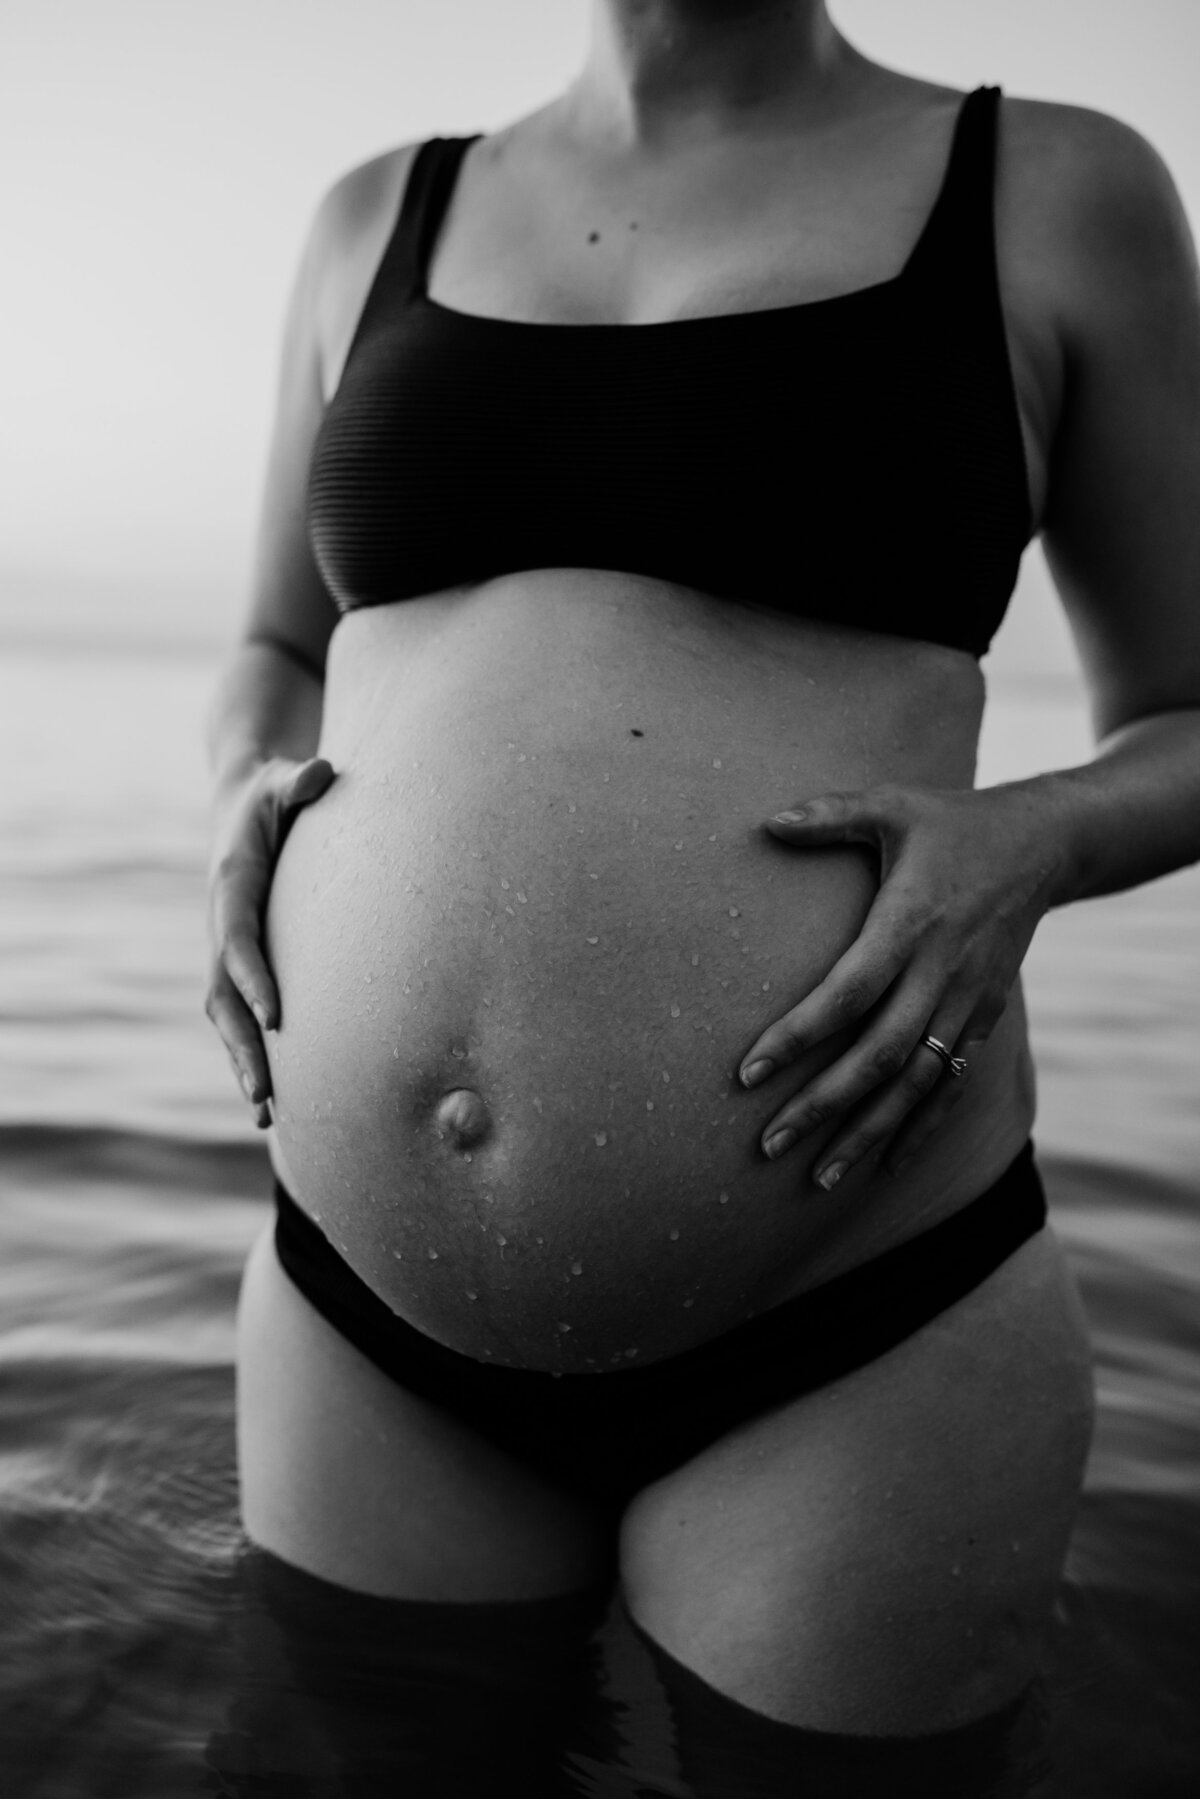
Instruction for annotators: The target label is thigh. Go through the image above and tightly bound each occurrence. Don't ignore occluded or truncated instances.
[619,1227,1095,1735]
[235,1221,609,1601]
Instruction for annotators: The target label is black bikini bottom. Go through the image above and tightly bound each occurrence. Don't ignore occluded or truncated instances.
[272,1140,1046,1510]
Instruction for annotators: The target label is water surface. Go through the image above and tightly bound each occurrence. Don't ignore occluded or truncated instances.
[1,648,1197,1795]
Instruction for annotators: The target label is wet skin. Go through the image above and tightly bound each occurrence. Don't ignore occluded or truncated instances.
[263,566,1034,1371]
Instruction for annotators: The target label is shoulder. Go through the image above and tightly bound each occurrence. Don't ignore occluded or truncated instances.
[307,142,424,282]
[996,98,1196,334]
[1001,96,1187,236]
[299,143,425,400]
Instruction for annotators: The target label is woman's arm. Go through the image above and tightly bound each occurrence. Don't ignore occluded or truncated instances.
[204,170,356,1122]
[206,644,332,1126]
[1028,102,1200,903]
[739,101,1200,1183]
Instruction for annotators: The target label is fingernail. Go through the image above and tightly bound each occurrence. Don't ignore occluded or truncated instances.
[764,1128,797,1160]
[815,1160,847,1191]
[740,1059,774,1088]
[774,810,807,825]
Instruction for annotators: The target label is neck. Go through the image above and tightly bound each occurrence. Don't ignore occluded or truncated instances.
[573,0,860,143]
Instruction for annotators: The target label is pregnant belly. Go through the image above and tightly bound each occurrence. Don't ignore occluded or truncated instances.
[264,572,1021,1369]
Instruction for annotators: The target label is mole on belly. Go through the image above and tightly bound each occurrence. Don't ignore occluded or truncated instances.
[434,1087,491,1151]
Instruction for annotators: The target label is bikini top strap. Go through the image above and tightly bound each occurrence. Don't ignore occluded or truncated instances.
[901,85,1004,287]
[401,135,481,294]
[343,136,480,359]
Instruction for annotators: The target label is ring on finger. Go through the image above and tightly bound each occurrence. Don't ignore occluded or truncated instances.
[919,1033,968,1079]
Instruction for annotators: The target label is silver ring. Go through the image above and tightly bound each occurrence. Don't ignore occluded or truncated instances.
[921,1034,968,1079]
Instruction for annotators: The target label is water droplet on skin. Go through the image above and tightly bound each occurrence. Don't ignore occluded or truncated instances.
[568,803,577,813]
[661,1071,670,1084]
[427,1247,439,1260]
[712,759,722,769]
[670,1005,681,1018]
[646,1100,654,1111]
[762,982,771,992]
[624,1347,639,1359]
[556,1321,572,1333]
[586,935,599,945]
[719,1191,730,1204]
[728,907,740,918]
[392,1249,403,1259]
[570,1260,583,1275]
[594,1131,608,1147]
[517,754,527,763]
[517,891,527,903]
[451,1045,467,1059]
[466,1290,477,1301]
[536,1235,544,1244]
[674,841,684,851]
[669,1229,680,1241]
[496,1232,507,1247]
[500,878,510,890]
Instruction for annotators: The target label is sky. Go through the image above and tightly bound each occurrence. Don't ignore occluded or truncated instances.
[2,0,1198,678]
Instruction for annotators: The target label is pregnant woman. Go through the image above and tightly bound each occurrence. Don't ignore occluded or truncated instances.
[206,0,1200,1742]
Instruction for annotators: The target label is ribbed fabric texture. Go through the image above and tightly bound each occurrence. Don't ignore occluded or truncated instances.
[307,86,1032,658]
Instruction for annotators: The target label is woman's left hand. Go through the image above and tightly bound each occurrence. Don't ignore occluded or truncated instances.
[738,781,1070,1186]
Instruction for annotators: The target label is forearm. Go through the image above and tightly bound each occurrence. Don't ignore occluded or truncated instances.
[206,638,325,799]
[1012,705,1200,907]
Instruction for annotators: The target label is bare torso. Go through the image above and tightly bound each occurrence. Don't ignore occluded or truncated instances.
[263,68,1060,1371]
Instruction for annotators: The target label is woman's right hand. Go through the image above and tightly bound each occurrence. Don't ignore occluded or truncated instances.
[205,756,335,1127]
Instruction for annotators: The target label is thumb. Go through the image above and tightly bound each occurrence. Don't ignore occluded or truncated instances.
[284,757,335,810]
[765,791,882,845]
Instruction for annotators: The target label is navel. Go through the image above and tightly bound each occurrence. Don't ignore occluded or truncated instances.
[435,1087,491,1151]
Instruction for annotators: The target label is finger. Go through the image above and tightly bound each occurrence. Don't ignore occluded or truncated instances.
[757,969,962,1161]
[739,894,923,1085]
[205,973,274,1106]
[880,1052,975,1175]
[765,789,906,848]
[283,757,335,812]
[885,996,1009,1173]
[809,1005,978,1189]
[211,854,279,1029]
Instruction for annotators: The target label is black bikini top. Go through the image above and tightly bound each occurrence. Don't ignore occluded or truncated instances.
[308,85,1033,658]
